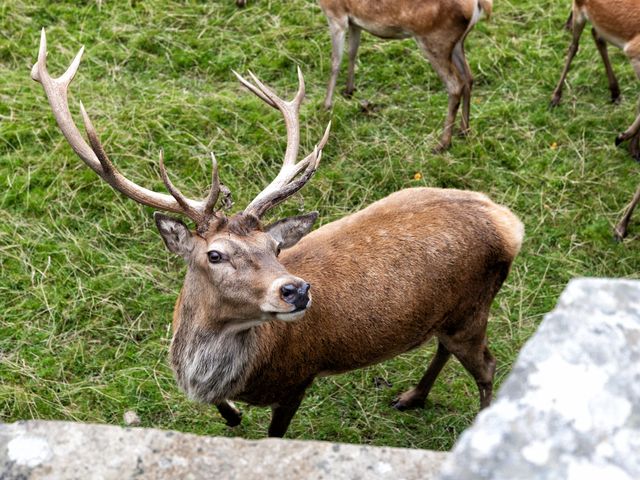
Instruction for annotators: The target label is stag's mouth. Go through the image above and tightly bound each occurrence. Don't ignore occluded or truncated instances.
[275,309,308,322]
[266,298,312,322]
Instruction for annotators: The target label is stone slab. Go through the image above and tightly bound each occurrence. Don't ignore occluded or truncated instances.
[439,278,640,480]
[0,420,448,480]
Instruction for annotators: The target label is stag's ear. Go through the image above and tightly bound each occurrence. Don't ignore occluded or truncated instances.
[154,212,194,259]
[266,212,318,249]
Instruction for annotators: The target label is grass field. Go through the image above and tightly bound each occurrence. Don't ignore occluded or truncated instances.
[1,0,639,450]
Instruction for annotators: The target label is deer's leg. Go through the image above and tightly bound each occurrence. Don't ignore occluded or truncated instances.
[268,383,310,438]
[616,40,640,157]
[324,15,348,109]
[452,39,474,136]
[444,335,496,409]
[216,400,242,427]
[344,23,362,98]
[564,11,573,31]
[591,28,621,103]
[614,184,640,241]
[550,13,587,107]
[391,340,451,410]
[417,38,464,151]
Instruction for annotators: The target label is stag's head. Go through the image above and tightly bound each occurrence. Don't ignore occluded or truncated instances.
[32,30,331,328]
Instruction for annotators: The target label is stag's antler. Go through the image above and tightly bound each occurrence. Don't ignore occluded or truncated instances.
[32,29,329,229]
[233,69,331,218]
[31,29,226,231]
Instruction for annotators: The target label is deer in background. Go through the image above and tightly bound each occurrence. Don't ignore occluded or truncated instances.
[550,1,640,241]
[319,0,493,151]
[551,0,640,159]
[33,30,523,437]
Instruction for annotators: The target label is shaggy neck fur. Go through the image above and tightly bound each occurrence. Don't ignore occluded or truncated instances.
[169,278,259,404]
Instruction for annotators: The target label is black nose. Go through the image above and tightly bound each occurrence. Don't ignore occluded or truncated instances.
[280,282,311,310]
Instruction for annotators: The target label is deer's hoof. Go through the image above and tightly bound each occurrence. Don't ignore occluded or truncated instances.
[391,390,425,411]
[341,88,355,99]
[225,410,243,428]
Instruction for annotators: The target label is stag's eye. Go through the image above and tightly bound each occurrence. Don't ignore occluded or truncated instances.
[208,250,223,264]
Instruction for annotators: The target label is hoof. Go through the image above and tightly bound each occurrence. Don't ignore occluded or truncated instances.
[391,390,425,411]
[613,229,625,243]
[457,127,470,138]
[549,96,561,109]
[432,143,451,154]
[225,411,242,428]
[341,88,355,99]
[615,135,624,147]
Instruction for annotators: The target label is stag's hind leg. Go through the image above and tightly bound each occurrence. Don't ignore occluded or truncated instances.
[437,286,501,409]
[392,340,452,410]
[443,335,496,409]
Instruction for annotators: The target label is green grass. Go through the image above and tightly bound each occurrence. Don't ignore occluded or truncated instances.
[1,0,638,450]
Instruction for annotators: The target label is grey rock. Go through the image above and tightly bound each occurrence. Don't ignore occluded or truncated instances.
[123,410,141,426]
[439,278,640,480]
[0,420,447,479]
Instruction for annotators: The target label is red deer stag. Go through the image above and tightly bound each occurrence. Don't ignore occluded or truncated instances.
[319,0,493,151]
[32,30,523,437]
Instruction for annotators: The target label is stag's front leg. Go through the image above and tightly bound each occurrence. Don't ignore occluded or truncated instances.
[418,39,464,152]
[216,400,242,427]
[267,383,311,437]
[550,13,587,107]
[324,15,348,109]
[614,185,640,241]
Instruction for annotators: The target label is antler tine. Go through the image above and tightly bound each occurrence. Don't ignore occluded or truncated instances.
[235,69,305,168]
[80,101,115,177]
[203,152,221,215]
[236,67,331,219]
[244,120,331,219]
[248,144,323,219]
[32,29,207,219]
[297,120,332,168]
[232,70,276,108]
[158,150,204,224]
